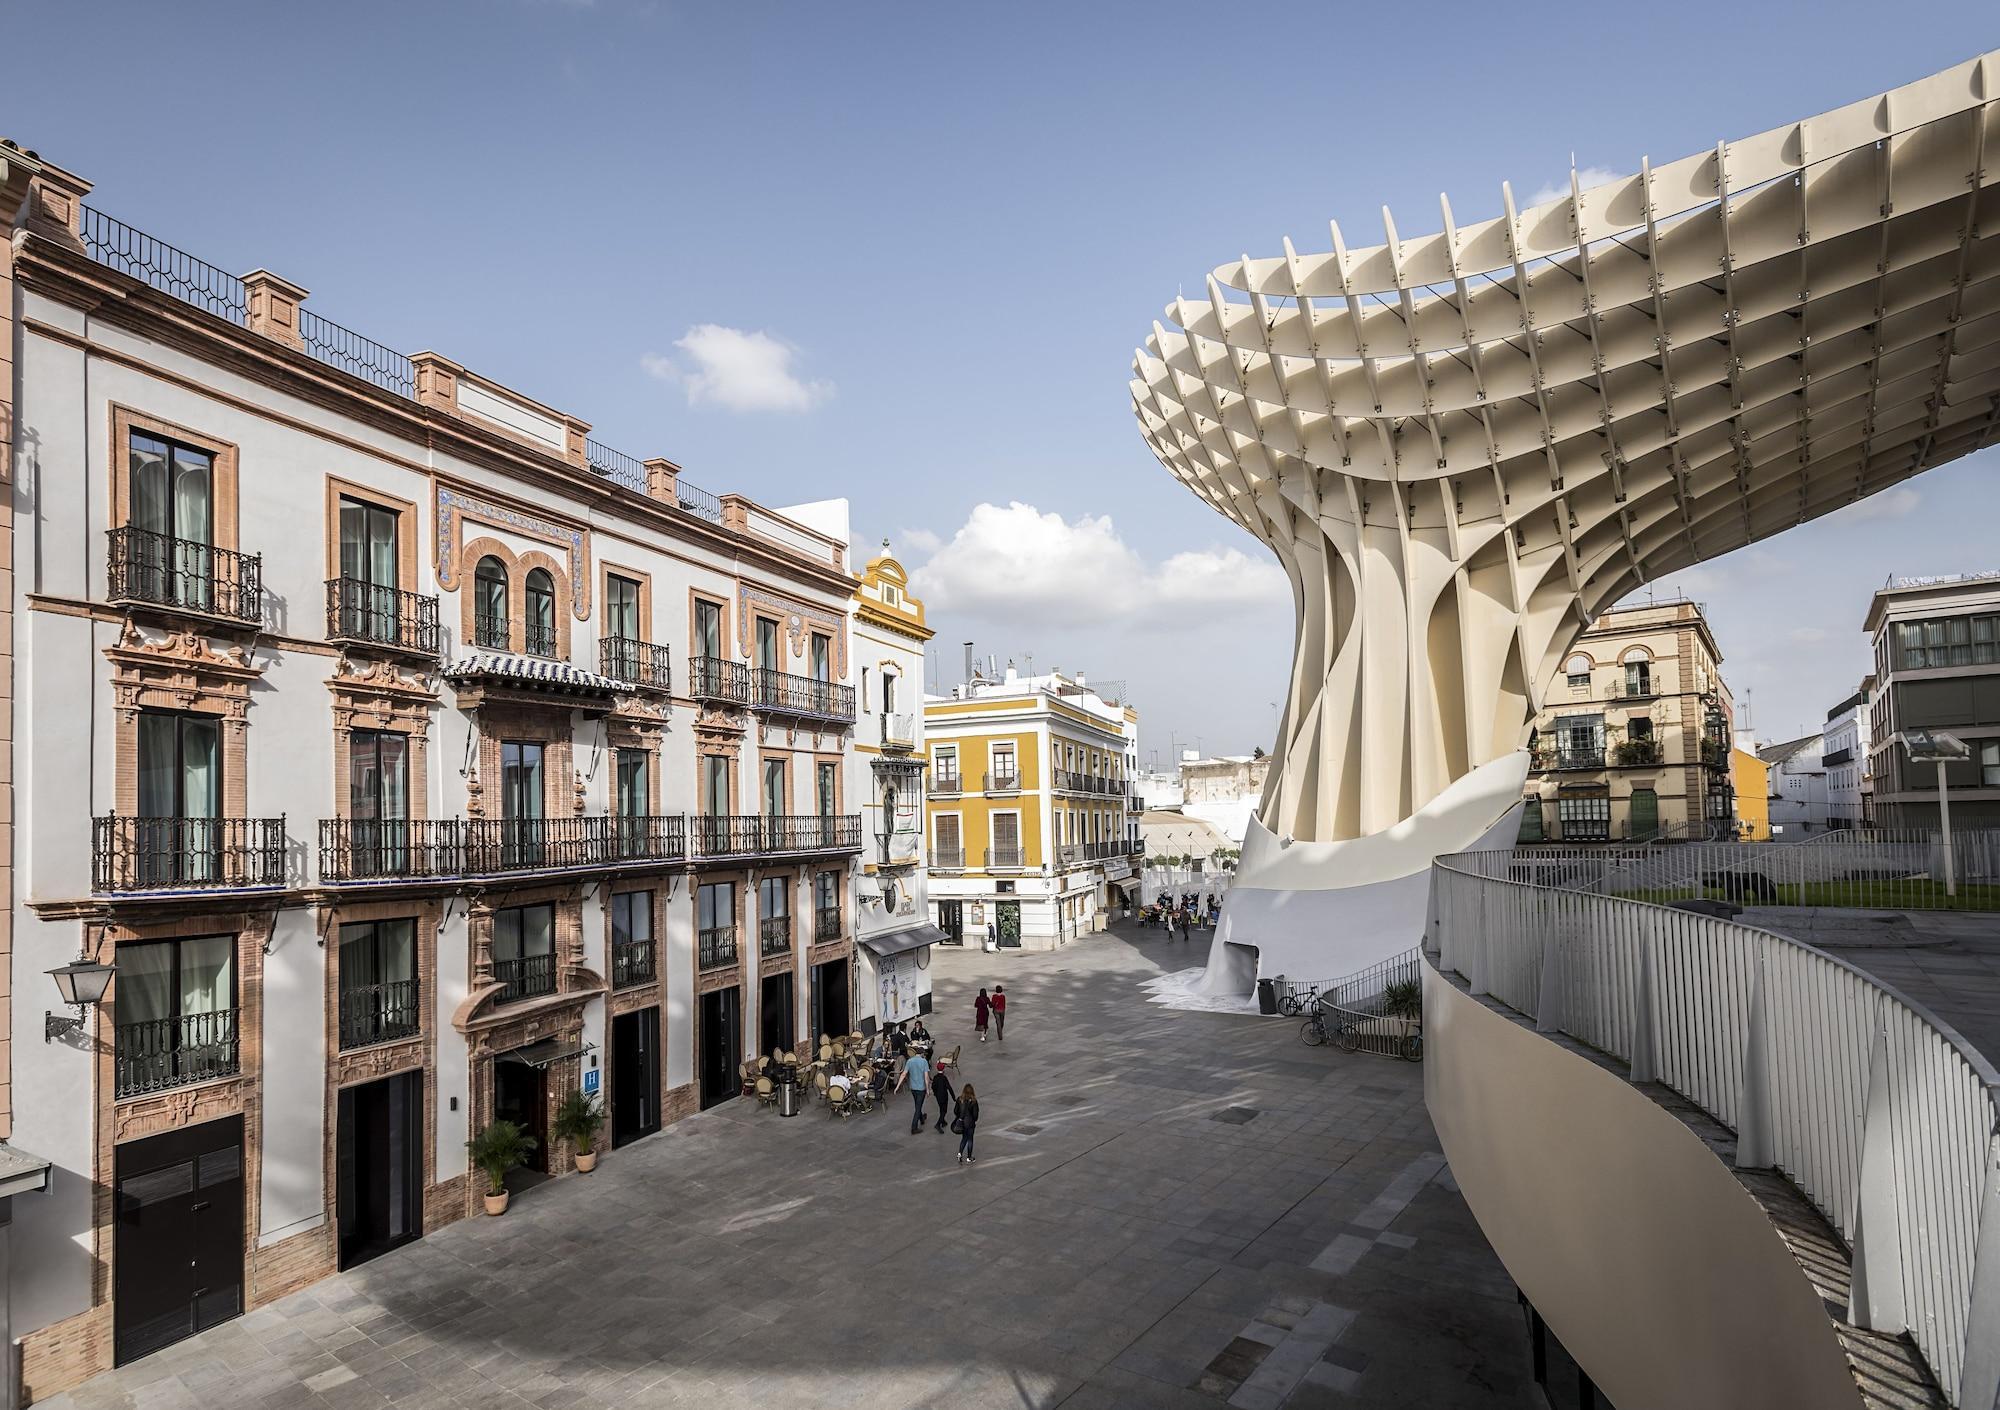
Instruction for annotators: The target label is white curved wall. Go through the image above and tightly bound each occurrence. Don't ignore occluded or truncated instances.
[1424,966,1865,1410]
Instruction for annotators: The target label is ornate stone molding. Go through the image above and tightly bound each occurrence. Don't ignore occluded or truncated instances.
[734,583,846,675]
[434,482,591,618]
[105,622,260,721]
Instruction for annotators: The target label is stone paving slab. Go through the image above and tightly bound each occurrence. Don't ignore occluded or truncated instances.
[38,924,1540,1410]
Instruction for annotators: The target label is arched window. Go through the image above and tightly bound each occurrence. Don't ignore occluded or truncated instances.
[1564,654,1591,690]
[474,556,509,649]
[524,569,556,657]
[1621,647,1653,697]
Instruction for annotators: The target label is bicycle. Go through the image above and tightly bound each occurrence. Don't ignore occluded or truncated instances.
[1299,1010,1329,1046]
[1277,984,1320,1017]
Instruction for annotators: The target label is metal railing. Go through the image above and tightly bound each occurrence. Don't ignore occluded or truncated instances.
[94,816,287,893]
[339,978,421,1050]
[1053,770,1124,796]
[493,952,557,1004]
[115,1009,242,1098]
[298,309,415,397]
[984,770,1021,792]
[930,847,965,869]
[752,669,856,722]
[1618,678,1657,699]
[107,527,263,624]
[692,814,861,859]
[317,815,685,882]
[928,771,963,795]
[881,712,915,748]
[326,578,439,654]
[676,479,724,524]
[473,612,510,651]
[1487,829,2000,911]
[699,925,738,970]
[83,207,246,323]
[600,636,672,690]
[611,939,656,989]
[1430,849,2000,1406]
[1537,748,1605,771]
[523,621,557,658]
[986,846,1025,868]
[1609,739,1663,767]
[690,654,752,704]
[815,906,841,942]
[584,438,648,494]
[760,915,793,956]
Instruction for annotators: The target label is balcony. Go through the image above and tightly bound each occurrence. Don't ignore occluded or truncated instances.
[1530,747,1605,772]
[752,668,856,724]
[325,578,439,656]
[1822,746,1854,767]
[930,847,965,870]
[1618,678,1657,699]
[927,771,964,797]
[691,814,863,861]
[93,816,287,894]
[815,906,841,942]
[984,770,1021,793]
[316,814,686,883]
[986,846,1025,869]
[611,938,656,989]
[600,636,673,692]
[338,978,420,1050]
[760,915,793,957]
[107,527,263,626]
[1701,738,1729,769]
[115,1009,240,1098]
[1610,738,1663,767]
[699,925,738,971]
[1053,770,1123,796]
[493,952,556,1004]
[690,654,752,705]
[880,712,915,749]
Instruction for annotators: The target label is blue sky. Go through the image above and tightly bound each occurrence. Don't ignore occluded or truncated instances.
[9,1,1997,759]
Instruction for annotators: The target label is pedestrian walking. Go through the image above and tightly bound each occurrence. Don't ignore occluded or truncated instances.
[992,985,1007,1042]
[893,1047,932,1134]
[955,1083,980,1164]
[974,987,991,1041]
[930,1061,956,1132]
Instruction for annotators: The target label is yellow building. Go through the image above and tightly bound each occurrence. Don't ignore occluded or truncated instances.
[1732,745,1772,841]
[923,667,1140,950]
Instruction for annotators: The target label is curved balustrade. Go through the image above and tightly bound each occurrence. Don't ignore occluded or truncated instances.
[1429,848,2000,1407]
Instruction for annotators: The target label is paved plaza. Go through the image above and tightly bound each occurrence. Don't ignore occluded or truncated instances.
[41,926,1538,1410]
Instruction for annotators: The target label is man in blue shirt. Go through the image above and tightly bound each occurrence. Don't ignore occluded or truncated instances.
[893,1049,931,1134]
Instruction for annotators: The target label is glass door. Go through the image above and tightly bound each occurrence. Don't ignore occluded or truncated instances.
[348,731,409,875]
[501,742,544,868]
[338,497,398,642]
[616,751,649,858]
[137,712,221,885]
[128,433,214,611]
[606,575,641,679]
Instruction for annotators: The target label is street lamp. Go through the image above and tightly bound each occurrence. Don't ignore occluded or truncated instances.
[45,954,116,1043]
[1904,728,1970,897]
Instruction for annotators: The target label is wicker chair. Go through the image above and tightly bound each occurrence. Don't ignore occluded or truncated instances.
[755,1075,777,1109]
[828,1084,851,1118]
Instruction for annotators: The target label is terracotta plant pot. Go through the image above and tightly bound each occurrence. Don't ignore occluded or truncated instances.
[483,1189,510,1216]
[574,1150,598,1173]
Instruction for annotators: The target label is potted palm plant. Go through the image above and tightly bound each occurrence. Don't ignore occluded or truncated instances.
[467,1119,537,1215]
[1382,979,1424,1061]
[553,1090,606,1173]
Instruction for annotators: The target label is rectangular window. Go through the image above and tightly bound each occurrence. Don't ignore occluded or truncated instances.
[817,761,837,818]
[764,758,788,818]
[695,599,723,658]
[1983,741,2000,788]
[492,903,555,1002]
[126,432,217,612]
[703,754,731,817]
[611,890,655,987]
[811,633,830,682]
[756,618,779,673]
[933,813,961,865]
[1566,672,1589,690]
[136,711,221,885]
[349,729,409,873]
[336,495,399,641]
[1557,796,1610,840]
[338,918,418,1049]
[114,934,238,1097]
[991,745,1016,786]
[815,870,840,940]
[759,876,791,955]
[933,748,959,788]
[699,881,736,969]
[500,741,544,867]
[882,672,896,714]
[992,811,1021,865]
[605,574,642,678]
[616,750,650,856]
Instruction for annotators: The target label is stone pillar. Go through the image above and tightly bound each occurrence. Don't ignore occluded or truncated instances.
[562,418,590,470]
[409,351,463,414]
[241,270,309,351]
[22,158,90,252]
[643,457,681,505]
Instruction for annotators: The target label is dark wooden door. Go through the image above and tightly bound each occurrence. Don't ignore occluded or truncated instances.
[699,988,741,1110]
[337,1072,422,1270]
[759,972,795,1058]
[492,1060,549,1173]
[115,1116,243,1365]
[937,901,964,945]
[611,1008,661,1147]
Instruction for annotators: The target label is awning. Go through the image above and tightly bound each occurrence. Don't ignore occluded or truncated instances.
[499,1037,591,1069]
[444,651,633,697]
[859,923,947,959]
[0,1142,53,1200]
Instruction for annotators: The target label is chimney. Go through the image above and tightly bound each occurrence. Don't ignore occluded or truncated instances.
[1004,661,1018,684]
[963,642,975,685]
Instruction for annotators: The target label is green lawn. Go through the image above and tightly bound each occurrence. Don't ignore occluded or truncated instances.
[1609,880,2000,911]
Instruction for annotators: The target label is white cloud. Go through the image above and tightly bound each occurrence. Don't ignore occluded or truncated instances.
[641,325,832,414]
[906,501,1288,629]
[1527,165,1622,207]
[898,527,943,556]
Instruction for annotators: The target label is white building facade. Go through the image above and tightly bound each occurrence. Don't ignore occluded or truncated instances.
[1822,686,1872,831]
[3,160,866,1397]
[1761,734,1831,834]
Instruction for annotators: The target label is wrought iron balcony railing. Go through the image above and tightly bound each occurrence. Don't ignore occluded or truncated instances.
[930,847,966,869]
[815,906,841,942]
[93,815,287,893]
[523,621,557,658]
[1619,678,1658,699]
[317,814,686,882]
[611,938,656,989]
[692,814,863,859]
[600,636,672,691]
[690,654,752,704]
[1551,749,1605,771]
[1053,770,1123,796]
[494,952,557,1004]
[752,668,857,723]
[760,915,792,956]
[1611,739,1664,767]
[986,846,1025,868]
[928,771,964,795]
[339,978,420,1050]
[984,770,1021,792]
[473,612,510,651]
[612,813,687,863]
[115,1009,240,1098]
[107,527,263,624]
[325,578,439,654]
[699,925,738,970]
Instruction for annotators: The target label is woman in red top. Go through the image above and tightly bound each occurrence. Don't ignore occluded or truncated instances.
[973,988,991,1042]
[992,985,1006,1042]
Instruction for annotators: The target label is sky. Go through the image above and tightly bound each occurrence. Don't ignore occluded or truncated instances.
[7,1,1996,763]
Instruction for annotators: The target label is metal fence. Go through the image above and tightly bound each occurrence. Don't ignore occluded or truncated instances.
[1470,828,2000,911]
[1429,850,2000,1406]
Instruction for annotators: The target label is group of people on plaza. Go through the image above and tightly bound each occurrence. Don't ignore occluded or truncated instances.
[1142,892,1219,939]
